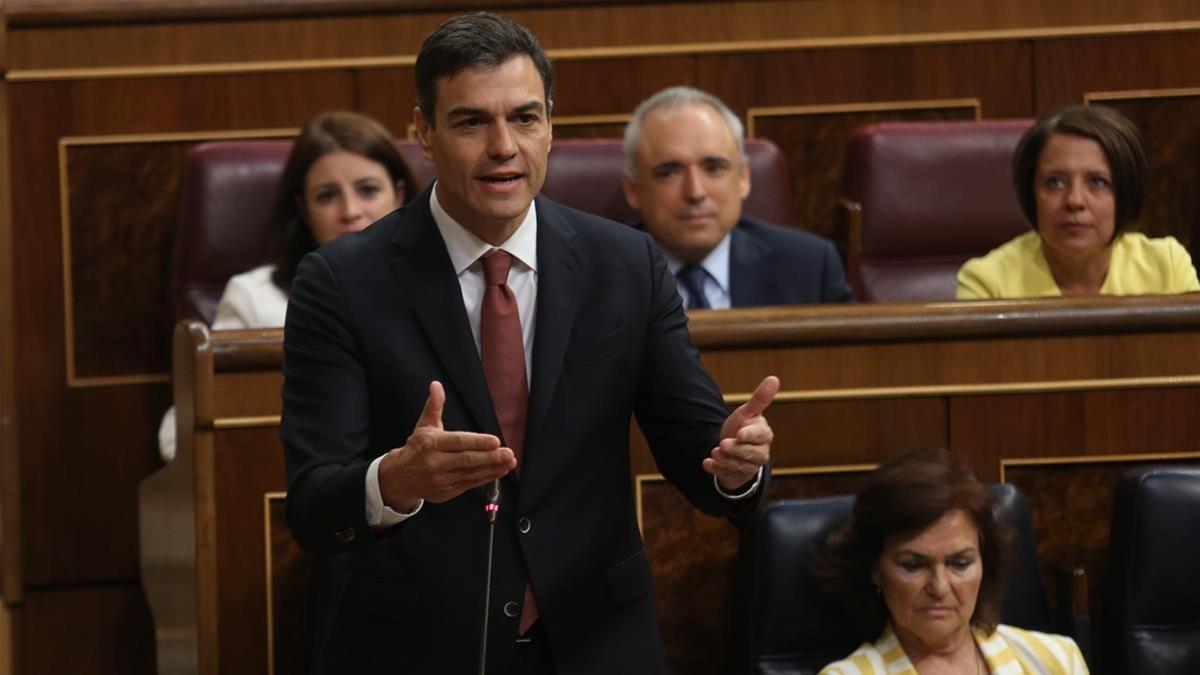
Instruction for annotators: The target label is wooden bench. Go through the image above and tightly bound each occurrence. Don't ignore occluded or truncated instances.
[141,294,1200,675]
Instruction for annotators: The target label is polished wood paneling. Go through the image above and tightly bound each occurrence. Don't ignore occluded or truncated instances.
[750,101,978,236]
[214,427,288,675]
[1089,91,1200,250]
[1004,456,1200,647]
[63,141,190,381]
[641,468,873,675]
[4,4,1198,673]
[1033,32,1200,111]
[9,69,355,590]
[0,78,23,604]
[7,0,1198,73]
[267,495,312,675]
[156,298,1200,675]
[697,41,1031,239]
[21,584,155,674]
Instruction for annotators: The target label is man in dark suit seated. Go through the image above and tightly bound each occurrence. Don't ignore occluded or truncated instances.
[622,86,853,308]
[281,12,779,675]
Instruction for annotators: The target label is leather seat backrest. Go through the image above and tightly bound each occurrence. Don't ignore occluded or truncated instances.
[170,139,435,325]
[173,137,795,325]
[1104,466,1200,675]
[740,484,1050,675]
[841,119,1034,301]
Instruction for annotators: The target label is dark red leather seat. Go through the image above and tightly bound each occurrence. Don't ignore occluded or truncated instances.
[841,120,1034,302]
[169,139,435,324]
[171,137,794,325]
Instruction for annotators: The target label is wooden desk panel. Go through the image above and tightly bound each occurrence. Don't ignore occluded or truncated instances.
[144,296,1200,675]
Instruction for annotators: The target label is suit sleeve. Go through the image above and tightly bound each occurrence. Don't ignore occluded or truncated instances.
[280,251,377,553]
[633,234,766,520]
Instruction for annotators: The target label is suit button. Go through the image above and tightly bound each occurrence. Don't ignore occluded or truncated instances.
[518,517,532,534]
[334,527,356,543]
[503,601,520,618]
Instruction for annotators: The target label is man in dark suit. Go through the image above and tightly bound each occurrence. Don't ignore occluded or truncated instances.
[281,13,777,675]
[622,86,853,308]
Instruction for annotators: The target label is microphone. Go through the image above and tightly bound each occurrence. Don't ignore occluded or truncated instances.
[479,478,502,674]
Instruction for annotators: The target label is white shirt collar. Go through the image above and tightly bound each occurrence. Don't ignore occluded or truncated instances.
[429,182,539,274]
[662,231,732,295]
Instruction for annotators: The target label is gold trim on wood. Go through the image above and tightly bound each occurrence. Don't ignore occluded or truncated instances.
[6,22,1199,83]
[746,98,981,138]
[634,463,876,531]
[999,451,1200,482]
[263,490,287,675]
[1084,87,1200,104]
[213,415,282,429]
[58,128,297,388]
[721,374,1200,405]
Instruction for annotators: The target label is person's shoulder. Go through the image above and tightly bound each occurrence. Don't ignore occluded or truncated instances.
[226,264,277,289]
[958,231,1040,276]
[818,640,888,675]
[993,623,1085,665]
[738,218,836,252]
[1118,231,1190,258]
[536,195,648,247]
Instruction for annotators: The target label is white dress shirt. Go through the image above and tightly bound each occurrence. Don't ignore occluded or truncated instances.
[663,232,733,310]
[366,184,539,526]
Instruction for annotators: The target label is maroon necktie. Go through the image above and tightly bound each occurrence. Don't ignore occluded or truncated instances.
[479,249,538,633]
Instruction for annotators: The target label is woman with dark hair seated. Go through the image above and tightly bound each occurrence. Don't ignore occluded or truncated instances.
[957,104,1198,298]
[158,110,414,461]
[818,449,1087,674]
[211,109,415,327]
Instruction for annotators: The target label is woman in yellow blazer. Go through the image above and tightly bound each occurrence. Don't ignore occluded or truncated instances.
[818,450,1088,674]
[957,105,1198,299]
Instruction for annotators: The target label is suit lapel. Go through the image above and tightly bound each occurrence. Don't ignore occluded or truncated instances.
[387,191,500,436]
[728,223,770,307]
[526,198,585,453]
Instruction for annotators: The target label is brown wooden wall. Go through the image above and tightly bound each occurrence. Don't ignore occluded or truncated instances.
[160,297,1200,675]
[1,1,1199,673]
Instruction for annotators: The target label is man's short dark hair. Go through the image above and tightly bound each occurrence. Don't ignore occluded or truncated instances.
[1012,103,1146,235]
[415,12,553,125]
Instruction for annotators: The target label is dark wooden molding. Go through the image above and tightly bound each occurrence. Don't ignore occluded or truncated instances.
[2,0,700,27]
[687,295,1200,348]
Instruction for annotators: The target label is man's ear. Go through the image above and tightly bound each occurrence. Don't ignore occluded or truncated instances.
[738,161,751,201]
[621,173,640,211]
[413,106,434,161]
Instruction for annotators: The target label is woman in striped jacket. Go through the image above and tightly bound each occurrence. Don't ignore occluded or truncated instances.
[817,450,1087,675]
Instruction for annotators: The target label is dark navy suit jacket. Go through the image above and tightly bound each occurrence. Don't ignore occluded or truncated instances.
[727,218,853,306]
[281,188,760,675]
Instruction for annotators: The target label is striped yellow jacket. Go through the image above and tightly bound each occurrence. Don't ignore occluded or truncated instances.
[820,623,1088,675]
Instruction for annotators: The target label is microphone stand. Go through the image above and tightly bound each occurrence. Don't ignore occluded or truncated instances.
[478,479,502,675]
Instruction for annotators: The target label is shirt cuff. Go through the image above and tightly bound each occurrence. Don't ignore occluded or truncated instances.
[714,466,764,500]
[366,454,423,527]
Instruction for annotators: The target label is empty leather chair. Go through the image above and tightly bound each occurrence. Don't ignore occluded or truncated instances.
[169,139,434,325]
[1104,466,1200,675]
[840,120,1034,301]
[738,484,1055,675]
[542,137,796,227]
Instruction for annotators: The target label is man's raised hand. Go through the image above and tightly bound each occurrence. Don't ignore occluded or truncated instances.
[378,381,517,512]
[702,375,779,492]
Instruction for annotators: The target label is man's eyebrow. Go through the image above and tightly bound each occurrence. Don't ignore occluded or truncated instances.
[702,155,734,166]
[511,101,545,115]
[651,160,684,173]
[445,106,490,120]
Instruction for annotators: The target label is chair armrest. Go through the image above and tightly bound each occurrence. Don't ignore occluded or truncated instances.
[1053,566,1091,664]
